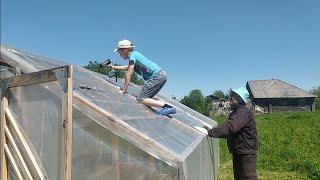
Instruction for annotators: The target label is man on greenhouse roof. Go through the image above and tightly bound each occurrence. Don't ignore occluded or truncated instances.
[109,39,176,116]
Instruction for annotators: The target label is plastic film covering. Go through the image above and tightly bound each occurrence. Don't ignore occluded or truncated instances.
[1,46,67,71]
[72,108,178,180]
[7,81,65,179]
[0,65,16,79]
[97,75,217,135]
[72,65,204,158]
[1,46,210,158]
[72,96,181,169]
[184,137,218,180]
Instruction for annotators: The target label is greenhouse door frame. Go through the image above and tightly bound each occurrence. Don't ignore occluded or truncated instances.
[0,65,73,180]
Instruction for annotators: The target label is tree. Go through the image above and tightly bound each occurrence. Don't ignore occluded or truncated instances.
[310,86,320,109]
[212,90,225,99]
[84,61,144,85]
[180,89,210,116]
[131,72,145,85]
[84,60,110,75]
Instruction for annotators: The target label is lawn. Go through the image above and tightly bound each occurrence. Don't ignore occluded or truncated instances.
[214,110,320,180]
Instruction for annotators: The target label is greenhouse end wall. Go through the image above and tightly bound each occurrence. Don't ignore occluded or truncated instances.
[72,108,179,180]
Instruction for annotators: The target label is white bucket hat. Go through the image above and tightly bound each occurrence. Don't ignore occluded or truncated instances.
[113,39,136,52]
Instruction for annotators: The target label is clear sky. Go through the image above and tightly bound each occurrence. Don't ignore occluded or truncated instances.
[1,0,319,99]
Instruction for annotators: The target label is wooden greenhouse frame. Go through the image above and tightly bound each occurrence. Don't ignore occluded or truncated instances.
[0,65,73,180]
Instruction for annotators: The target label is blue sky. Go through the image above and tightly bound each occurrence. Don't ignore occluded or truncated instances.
[1,0,319,99]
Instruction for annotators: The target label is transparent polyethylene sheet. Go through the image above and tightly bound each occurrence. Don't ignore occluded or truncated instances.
[7,82,64,179]
[0,66,16,79]
[73,66,205,158]
[94,73,217,129]
[1,46,67,71]
[184,137,218,180]
[72,108,178,180]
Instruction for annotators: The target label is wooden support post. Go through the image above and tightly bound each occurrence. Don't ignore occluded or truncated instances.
[268,104,273,113]
[311,102,316,112]
[60,65,73,180]
[1,96,8,180]
[148,155,156,176]
[15,67,21,106]
[112,134,120,180]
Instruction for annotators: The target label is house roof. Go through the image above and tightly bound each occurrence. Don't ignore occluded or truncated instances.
[247,79,317,99]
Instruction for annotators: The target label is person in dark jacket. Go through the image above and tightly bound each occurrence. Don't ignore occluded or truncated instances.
[204,87,258,180]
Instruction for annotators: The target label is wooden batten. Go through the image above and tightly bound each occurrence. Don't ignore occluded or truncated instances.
[4,125,33,179]
[4,144,23,179]
[1,97,8,180]
[5,108,45,179]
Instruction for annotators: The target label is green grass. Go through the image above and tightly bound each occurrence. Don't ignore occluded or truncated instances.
[214,110,320,180]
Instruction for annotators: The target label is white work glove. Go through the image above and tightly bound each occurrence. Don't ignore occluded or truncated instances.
[194,126,208,135]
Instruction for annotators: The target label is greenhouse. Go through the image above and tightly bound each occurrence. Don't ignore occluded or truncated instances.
[0,45,219,180]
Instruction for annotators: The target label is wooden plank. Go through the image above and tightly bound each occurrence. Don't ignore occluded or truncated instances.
[5,108,45,179]
[5,125,33,179]
[112,134,120,180]
[60,65,73,180]
[311,102,315,111]
[6,65,69,88]
[4,144,23,180]
[1,96,8,180]
[268,104,273,113]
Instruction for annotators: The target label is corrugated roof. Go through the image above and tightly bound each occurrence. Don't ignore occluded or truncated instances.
[247,79,317,98]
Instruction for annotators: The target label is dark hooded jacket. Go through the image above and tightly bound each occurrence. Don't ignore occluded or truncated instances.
[208,105,258,154]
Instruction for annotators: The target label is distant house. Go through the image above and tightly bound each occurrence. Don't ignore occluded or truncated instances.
[246,79,317,113]
[207,95,230,116]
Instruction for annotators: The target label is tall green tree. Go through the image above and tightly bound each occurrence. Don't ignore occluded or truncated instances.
[84,61,144,85]
[180,89,210,116]
[212,90,225,99]
[310,86,320,109]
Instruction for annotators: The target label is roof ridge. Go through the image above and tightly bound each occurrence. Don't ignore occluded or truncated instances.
[277,79,317,97]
